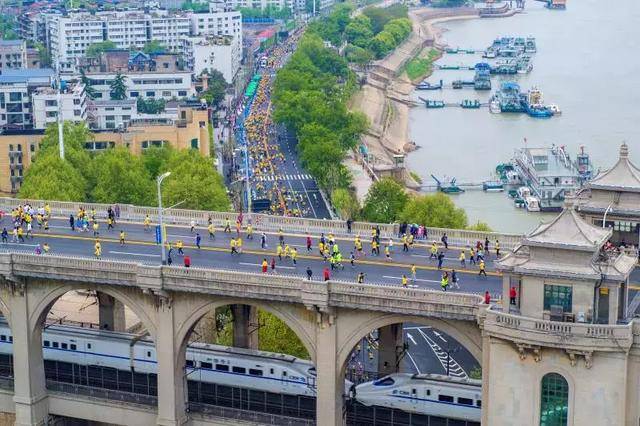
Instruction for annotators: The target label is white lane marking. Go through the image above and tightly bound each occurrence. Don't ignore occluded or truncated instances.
[383,275,441,284]
[406,333,417,345]
[108,251,160,257]
[403,326,432,331]
[433,331,447,343]
[417,328,467,379]
[1,242,39,247]
[239,262,296,270]
[405,351,421,374]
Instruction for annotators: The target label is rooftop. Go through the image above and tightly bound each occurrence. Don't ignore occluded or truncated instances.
[0,40,24,47]
[589,143,640,192]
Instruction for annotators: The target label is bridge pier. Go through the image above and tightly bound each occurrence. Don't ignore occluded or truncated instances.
[377,324,403,376]
[11,288,48,426]
[231,305,259,350]
[97,292,126,331]
[156,301,187,426]
[316,313,343,426]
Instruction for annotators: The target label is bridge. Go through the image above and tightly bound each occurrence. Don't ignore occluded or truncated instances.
[1,198,640,425]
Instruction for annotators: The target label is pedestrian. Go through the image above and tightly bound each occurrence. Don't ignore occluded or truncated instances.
[195,233,201,249]
[484,291,491,304]
[459,250,466,267]
[114,204,120,219]
[440,272,449,292]
[451,269,460,289]
[1,228,7,243]
[271,257,276,273]
[430,241,438,259]
[208,223,215,239]
[184,255,191,268]
[230,238,238,255]
[119,230,126,246]
[306,234,312,251]
[510,286,517,305]
[496,240,501,258]
[261,232,267,249]
[262,258,268,273]
[224,218,231,233]
[402,234,409,252]
[177,240,184,255]
[479,260,487,276]
[401,275,408,288]
[167,247,173,265]
[350,251,355,267]
[291,247,297,265]
[107,217,114,231]
[357,272,365,283]
[69,214,75,231]
[441,233,448,249]
[323,267,330,281]
[485,237,490,256]
[437,252,444,269]
[346,219,352,233]
[306,266,313,280]
[411,264,417,282]
[470,247,476,265]
[42,242,50,254]
[190,220,196,234]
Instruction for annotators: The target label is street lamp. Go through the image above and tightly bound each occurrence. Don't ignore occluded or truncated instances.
[157,172,171,265]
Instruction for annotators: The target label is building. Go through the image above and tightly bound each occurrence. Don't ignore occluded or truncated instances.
[574,143,640,245]
[182,35,241,82]
[31,81,88,130]
[43,8,241,73]
[86,99,181,130]
[0,69,55,131]
[0,106,210,193]
[0,40,28,72]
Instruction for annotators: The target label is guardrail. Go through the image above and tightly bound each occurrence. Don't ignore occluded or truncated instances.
[0,197,525,249]
[484,308,634,351]
[190,402,314,426]
[0,251,482,320]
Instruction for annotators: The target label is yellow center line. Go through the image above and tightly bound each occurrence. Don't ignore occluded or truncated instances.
[29,232,501,277]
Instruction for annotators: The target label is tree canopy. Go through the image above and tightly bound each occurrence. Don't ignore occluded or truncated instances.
[399,193,468,229]
[200,69,228,105]
[91,147,155,205]
[361,178,408,223]
[143,40,167,55]
[86,40,117,58]
[109,72,127,100]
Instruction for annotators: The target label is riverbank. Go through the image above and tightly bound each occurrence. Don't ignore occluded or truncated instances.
[348,6,479,194]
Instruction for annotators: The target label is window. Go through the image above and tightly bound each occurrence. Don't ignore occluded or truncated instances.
[70,344,77,351]
[46,111,57,118]
[105,115,115,121]
[146,91,155,97]
[191,138,199,149]
[0,335,5,341]
[200,362,212,369]
[438,395,454,403]
[373,377,395,386]
[249,369,263,376]
[52,342,59,348]
[162,91,171,97]
[178,90,187,97]
[9,92,22,102]
[61,343,68,349]
[477,400,482,407]
[215,364,229,371]
[87,343,92,350]
[45,100,57,107]
[43,340,49,347]
[544,285,572,312]
[458,397,473,406]
[426,389,431,396]
[147,351,152,358]
[186,360,195,367]
[130,91,139,97]
[232,366,246,374]
[30,144,35,152]
[540,373,569,426]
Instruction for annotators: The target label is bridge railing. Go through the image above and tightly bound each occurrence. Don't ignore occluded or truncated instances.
[0,197,525,249]
[484,307,634,350]
[0,251,482,319]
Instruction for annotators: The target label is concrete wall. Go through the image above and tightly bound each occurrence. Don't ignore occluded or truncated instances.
[483,336,629,426]
[520,276,596,320]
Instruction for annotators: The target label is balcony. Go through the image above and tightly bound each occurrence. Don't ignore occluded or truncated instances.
[482,307,633,352]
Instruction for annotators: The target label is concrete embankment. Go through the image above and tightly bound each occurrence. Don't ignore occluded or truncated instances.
[348,7,479,195]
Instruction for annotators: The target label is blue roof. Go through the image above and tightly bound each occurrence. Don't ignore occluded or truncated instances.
[1,68,55,78]
[0,39,23,46]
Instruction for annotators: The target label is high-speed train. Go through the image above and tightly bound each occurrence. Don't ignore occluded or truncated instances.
[352,373,482,422]
[0,319,340,397]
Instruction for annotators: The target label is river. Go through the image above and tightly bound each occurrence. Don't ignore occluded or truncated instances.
[407,0,640,234]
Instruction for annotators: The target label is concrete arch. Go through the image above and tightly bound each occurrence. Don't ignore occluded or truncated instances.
[28,280,158,342]
[0,291,12,330]
[174,296,317,362]
[336,311,482,373]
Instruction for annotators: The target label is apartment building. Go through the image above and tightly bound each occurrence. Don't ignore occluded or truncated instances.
[0,40,28,72]
[31,81,88,130]
[0,69,55,131]
[182,35,241,82]
[0,106,210,193]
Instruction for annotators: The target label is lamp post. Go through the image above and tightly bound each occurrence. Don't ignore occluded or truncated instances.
[602,203,613,228]
[157,172,171,265]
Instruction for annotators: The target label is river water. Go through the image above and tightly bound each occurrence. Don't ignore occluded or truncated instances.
[407,0,640,233]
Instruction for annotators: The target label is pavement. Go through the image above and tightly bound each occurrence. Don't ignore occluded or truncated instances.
[0,215,504,296]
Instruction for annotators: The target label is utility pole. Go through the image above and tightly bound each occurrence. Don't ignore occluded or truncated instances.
[57,72,65,160]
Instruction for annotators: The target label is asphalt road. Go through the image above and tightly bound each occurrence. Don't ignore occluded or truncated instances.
[0,215,504,296]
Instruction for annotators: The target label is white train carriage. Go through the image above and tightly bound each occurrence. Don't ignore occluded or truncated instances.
[0,320,332,397]
[353,373,482,422]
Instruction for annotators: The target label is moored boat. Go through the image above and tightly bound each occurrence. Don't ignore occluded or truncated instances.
[461,99,481,109]
[524,196,541,212]
[483,180,504,192]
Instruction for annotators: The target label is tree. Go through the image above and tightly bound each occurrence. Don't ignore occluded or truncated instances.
[361,178,408,223]
[18,155,87,201]
[142,146,174,178]
[345,15,373,48]
[160,149,230,211]
[137,97,166,114]
[143,40,167,55]
[468,221,493,232]
[257,311,309,359]
[86,40,117,58]
[201,70,228,106]
[345,45,374,66]
[80,69,97,100]
[109,72,127,100]
[331,188,360,220]
[399,193,468,229]
[91,147,155,205]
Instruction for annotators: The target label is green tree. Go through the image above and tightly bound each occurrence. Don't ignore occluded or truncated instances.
[362,4,408,34]
[109,72,127,100]
[161,149,230,211]
[142,146,174,178]
[36,123,94,184]
[361,178,408,223]
[91,147,155,205]
[345,15,373,48]
[80,69,97,100]
[86,40,117,58]
[399,193,468,228]
[257,311,309,359]
[201,69,228,105]
[18,155,87,201]
[143,40,167,54]
[0,16,18,40]
[331,188,360,220]
[468,221,493,232]
[34,42,52,67]
[137,97,166,114]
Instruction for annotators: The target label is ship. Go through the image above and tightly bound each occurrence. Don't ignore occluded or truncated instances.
[523,87,554,118]
[525,37,537,53]
[417,79,443,91]
[512,144,585,211]
[494,82,525,112]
